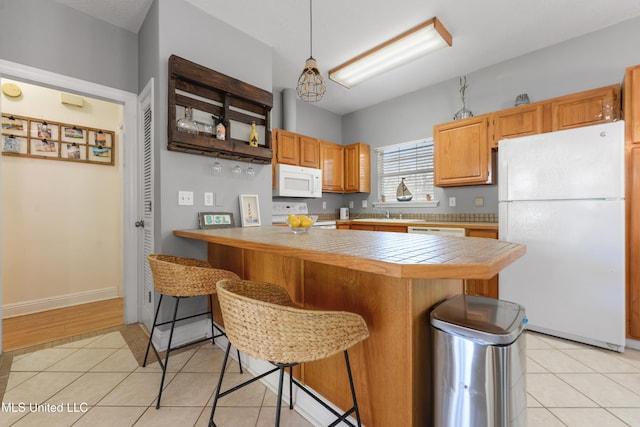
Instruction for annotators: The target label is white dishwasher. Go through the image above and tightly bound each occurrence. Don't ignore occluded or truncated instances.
[407,226,466,236]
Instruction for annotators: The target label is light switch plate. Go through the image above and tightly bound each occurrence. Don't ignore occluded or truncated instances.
[362,200,368,208]
[474,197,484,207]
[178,191,194,206]
[448,196,456,207]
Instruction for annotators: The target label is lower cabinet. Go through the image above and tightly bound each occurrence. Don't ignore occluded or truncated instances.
[464,228,499,298]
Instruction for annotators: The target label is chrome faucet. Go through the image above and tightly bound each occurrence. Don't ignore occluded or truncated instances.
[374,206,390,218]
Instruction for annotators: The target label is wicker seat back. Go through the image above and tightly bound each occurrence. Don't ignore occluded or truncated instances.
[148,254,239,297]
[216,279,369,364]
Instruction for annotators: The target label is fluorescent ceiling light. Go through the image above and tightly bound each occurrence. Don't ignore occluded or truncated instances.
[329,17,452,89]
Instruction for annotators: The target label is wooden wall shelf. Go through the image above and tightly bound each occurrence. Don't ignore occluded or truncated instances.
[168,55,273,164]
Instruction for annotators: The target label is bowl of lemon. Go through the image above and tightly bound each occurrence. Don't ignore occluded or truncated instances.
[286,214,316,234]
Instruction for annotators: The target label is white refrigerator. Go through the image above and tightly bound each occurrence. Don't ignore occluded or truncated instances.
[498,121,625,352]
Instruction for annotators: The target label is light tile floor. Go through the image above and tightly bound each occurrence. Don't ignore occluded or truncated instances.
[3,328,640,426]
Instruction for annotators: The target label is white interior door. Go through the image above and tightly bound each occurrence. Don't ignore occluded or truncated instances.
[138,79,155,330]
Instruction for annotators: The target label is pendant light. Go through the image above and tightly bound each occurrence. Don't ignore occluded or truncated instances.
[296,0,325,102]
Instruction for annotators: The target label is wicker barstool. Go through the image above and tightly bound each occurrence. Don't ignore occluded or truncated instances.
[143,254,243,409]
[209,278,370,427]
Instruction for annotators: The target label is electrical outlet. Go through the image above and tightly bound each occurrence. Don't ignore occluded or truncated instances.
[362,200,368,208]
[178,191,194,206]
[322,201,327,209]
[204,192,214,206]
[349,201,354,209]
[474,197,484,207]
[448,196,456,207]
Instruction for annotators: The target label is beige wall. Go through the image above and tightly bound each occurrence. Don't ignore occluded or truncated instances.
[1,79,123,317]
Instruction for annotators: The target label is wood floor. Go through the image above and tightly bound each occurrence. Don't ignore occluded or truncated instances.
[2,298,124,352]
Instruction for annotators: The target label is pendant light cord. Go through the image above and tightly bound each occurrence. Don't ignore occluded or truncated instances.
[309,0,313,58]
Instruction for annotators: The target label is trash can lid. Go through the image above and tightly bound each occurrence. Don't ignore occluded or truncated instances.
[430,294,527,345]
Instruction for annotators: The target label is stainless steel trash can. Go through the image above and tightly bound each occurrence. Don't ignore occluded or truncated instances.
[431,294,527,427]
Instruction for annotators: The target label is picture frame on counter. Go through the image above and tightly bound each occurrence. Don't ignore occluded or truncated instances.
[239,194,261,227]
[198,212,235,229]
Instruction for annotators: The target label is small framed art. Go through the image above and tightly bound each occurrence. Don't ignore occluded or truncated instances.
[239,194,261,227]
[198,212,234,229]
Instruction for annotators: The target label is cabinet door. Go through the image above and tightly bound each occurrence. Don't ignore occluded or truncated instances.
[625,65,640,145]
[434,114,492,187]
[374,225,407,233]
[627,147,640,337]
[551,84,619,131]
[464,228,499,298]
[344,143,371,193]
[491,104,544,148]
[320,141,345,192]
[299,135,320,168]
[350,224,374,231]
[275,130,300,165]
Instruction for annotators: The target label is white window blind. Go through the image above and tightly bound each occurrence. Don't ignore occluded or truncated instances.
[376,139,434,201]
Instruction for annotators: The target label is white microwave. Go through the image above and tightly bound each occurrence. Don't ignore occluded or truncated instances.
[273,164,322,198]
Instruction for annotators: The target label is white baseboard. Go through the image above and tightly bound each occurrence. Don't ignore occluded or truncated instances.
[626,338,640,351]
[2,287,120,319]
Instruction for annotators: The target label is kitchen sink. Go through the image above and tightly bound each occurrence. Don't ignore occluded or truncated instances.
[351,218,426,223]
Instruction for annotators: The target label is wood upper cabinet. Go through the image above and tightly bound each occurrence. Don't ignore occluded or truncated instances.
[273,129,319,168]
[344,142,371,193]
[299,135,320,168]
[624,65,640,145]
[490,103,544,148]
[434,114,493,187]
[320,140,345,192]
[464,228,499,298]
[551,84,620,131]
[274,129,300,165]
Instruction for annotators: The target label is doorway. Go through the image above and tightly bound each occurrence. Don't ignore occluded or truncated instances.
[0,60,139,354]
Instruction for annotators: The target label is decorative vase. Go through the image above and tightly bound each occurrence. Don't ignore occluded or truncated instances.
[249,121,259,147]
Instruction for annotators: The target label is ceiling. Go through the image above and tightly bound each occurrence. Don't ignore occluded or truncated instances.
[57,0,640,115]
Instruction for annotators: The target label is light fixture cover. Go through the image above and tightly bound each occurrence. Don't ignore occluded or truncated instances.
[329,17,452,89]
[296,57,326,102]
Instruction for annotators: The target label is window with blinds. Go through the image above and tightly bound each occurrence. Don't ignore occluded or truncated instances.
[376,139,434,201]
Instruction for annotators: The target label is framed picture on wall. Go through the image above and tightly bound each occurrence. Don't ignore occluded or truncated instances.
[239,194,261,227]
[30,138,59,157]
[61,125,86,143]
[30,121,59,141]
[61,142,87,160]
[1,115,28,137]
[2,135,26,154]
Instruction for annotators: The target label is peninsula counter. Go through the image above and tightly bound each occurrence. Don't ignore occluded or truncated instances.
[174,226,525,427]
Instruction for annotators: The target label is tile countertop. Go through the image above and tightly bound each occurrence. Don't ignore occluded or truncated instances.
[174,226,523,280]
